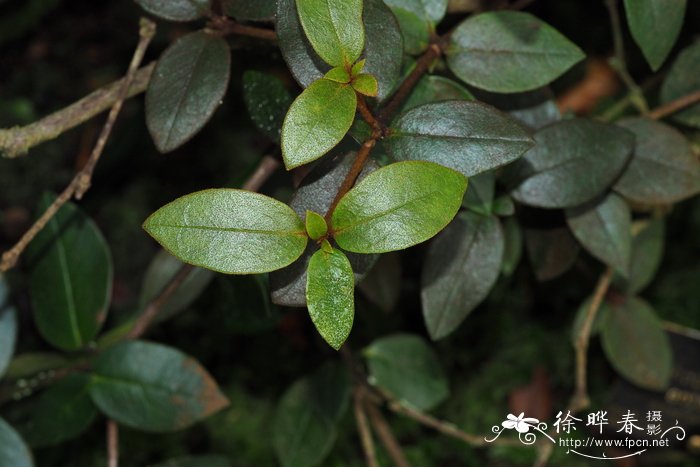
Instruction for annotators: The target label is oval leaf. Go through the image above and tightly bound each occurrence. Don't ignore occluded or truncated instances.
[399,75,474,114]
[601,297,672,391]
[509,118,634,208]
[524,225,580,282]
[660,41,700,128]
[281,78,357,169]
[305,210,328,240]
[624,0,686,71]
[422,212,504,340]
[387,101,534,177]
[332,161,468,253]
[614,219,665,294]
[446,11,584,93]
[26,194,112,351]
[146,31,231,153]
[136,0,210,21]
[0,418,33,467]
[89,340,229,432]
[243,71,294,142]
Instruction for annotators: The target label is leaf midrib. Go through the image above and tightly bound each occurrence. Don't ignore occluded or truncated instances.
[333,191,438,234]
[150,223,305,237]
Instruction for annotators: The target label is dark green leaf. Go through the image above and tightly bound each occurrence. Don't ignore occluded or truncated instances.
[296,0,364,67]
[571,295,611,345]
[387,101,533,177]
[242,71,293,142]
[399,75,474,114]
[150,455,230,467]
[26,194,112,351]
[305,210,328,240]
[462,170,495,214]
[624,0,686,71]
[308,362,352,423]
[615,219,665,294]
[364,334,448,410]
[422,212,504,340]
[383,0,447,24]
[89,340,229,432]
[143,189,307,274]
[446,11,584,93]
[492,195,515,216]
[332,161,467,253]
[0,418,33,467]
[358,252,402,313]
[223,0,276,20]
[281,78,357,169]
[501,217,523,276]
[566,194,631,275]
[135,0,210,21]
[473,88,561,130]
[614,118,700,204]
[601,297,672,391]
[660,40,700,128]
[524,226,579,281]
[24,374,97,447]
[146,31,231,152]
[0,274,17,378]
[386,6,428,54]
[4,353,68,381]
[509,119,634,208]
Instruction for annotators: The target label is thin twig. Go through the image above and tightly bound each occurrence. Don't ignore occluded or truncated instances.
[242,154,281,191]
[365,402,412,467]
[648,89,700,120]
[356,95,384,135]
[0,19,156,273]
[325,138,376,221]
[107,419,119,467]
[354,387,380,467]
[207,16,277,41]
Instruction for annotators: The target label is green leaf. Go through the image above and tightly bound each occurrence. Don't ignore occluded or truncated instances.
[352,73,378,97]
[601,297,672,391]
[135,0,210,21]
[364,334,448,410]
[501,217,523,276]
[150,455,230,467]
[26,194,112,351]
[24,374,97,447]
[296,0,365,67]
[143,189,307,274]
[565,194,632,276]
[305,211,328,240]
[387,101,533,177]
[492,195,515,216]
[399,75,474,114]
[624,0,686,71]
[4,353,68,381]
[524,226,580,282]
[146,31,231,153]
[332,161,467,253]
[660,40,700,128]
[243,71,294,143]
[281,78,357,169]
[383,0,446,54]
[223,0,275,20]
[0,275,17,378]
[357,252,402,313]
[89,340,229,432]
[324,66,351,83]
[614,118,700,204]
[383,0,447,24]
[475,88,561,130]
[446,11,584,93]
[508,119,634,208]
[422,212,504,340]
[615,219,665,294]
[0,418,33,467]
[462,171,495,215]
[306,244,354,350]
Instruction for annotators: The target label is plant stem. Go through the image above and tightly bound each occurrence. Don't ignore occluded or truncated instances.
[107,420,119,467]
[365,402,412,467]
[207,16,277,41]
[354,387,379,467]
[325,138,376,221]
[648,89,700,120]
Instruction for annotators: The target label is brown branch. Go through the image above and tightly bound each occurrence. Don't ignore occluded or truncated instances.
[648,89,700,121]
[365,402,412,467]
[207,16,277,41]
[354,387,379,467]
[107,419,119,467]
[356,95,384,135]
[325,138,376,221]
[0,19,157,273]
[242,154,281,191]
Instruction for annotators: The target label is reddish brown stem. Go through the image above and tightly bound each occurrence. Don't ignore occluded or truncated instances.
[325,138,376,221]
[208,16,277,41]
[648,89,700,121]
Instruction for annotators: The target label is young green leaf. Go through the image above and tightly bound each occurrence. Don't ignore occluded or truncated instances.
[306,243,354,350]
[296,0,365,67]
[151,456,230,467]
[143,189,307,274]
[508,119,634,208]
[351,59,366,76]
[146,31,231,153]
[614,118,700,204]
[399,75,474,114]
[660,41,700,128]
[0,275,17,378]
[223,0,276,21]
[387,101,534,177]
[422,212,504,340]
[624,0,686,71]
[0,418,33,467]
[566,194,632,276]
[446,11,584,93]
[324,66,351,83]
[601,297,672,391]
[243,71,294,142]
[89,340,229,432]
[305,210,328,240]
[281,78,357,169]
[135,0,210,21]
[524,226,580,282]
[26,194,112,351]
[614,219,665,294]
[364,334,448,410]
[332,161,468,253]
[351,73,378,97]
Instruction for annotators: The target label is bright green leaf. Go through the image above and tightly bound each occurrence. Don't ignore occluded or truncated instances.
[146,31,231,152]
[136,0,210,21]
[26,194,112,351]
[223,0,275,20]
[446,11,584,93]
[0,418,33,467]
[150,455,230,467]
[305,210,328,240]
[524,226,580,282]
[351,59,366,76]
[332,161,467,253]
[660,40,700,128]
[281,78,357,169]
[0,275,17,378]
[89,340,229,432]
[352,73,378,97]
[399,75,474,114]
[624,0,686,71]
[324,66,351,83]
[143,189,308,274]
[243,71,294,142]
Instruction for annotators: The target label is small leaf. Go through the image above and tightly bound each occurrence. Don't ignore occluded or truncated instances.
[89,340,229,432]
[422,212,504,340]
[352,73,378,97]
[358,253,402,313]
[660,40,700,128]
[614,118,700,204]
[150,455,230,467]
[387,101,533,177]
[601,297,672,391]
[446,11,584,93]
[399,75,474,114]
[296,0,365,67]
[243,71,294,142]
[351,59,366,76]
[146,31,231,152]
[26,194,112,351]
[0,418,33,467]
[143,189,308,274]
[0,275,17,378]
[524,226,580,282]
[501,217,523,276]
[624,0,686,71]
[306,245,354,349]
[324,66,351,83]
[508,118,634,208]
[305,210,328,240]
[136,0,210,21]
[565,194,632,276]
[223,0,276,21]
[614,219,665,294]
[364,334,449,410]
[281,78,357,169]
[332,161,467,253]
